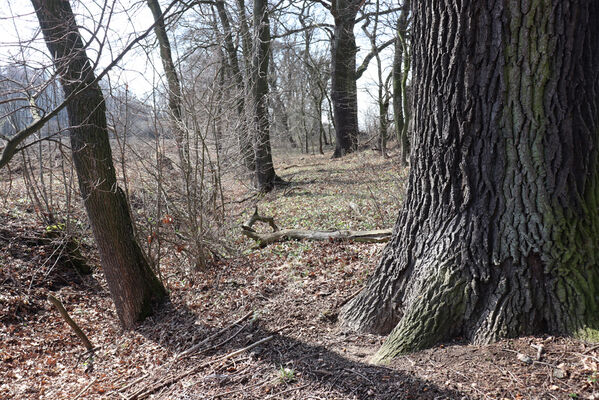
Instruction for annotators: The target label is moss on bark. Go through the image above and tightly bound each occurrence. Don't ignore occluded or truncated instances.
[340,0,599,364]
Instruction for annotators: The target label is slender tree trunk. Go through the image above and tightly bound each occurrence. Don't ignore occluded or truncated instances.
[146,0,181,122]
[340,0,599,363]
[215,0,255,170]
[268,52,296,148]
[317,96,325,155]
[331,2,360,158]
[324,91,335,145]
[236,0,253,77]
[31,0,166,328]
[146,0,190,172]
[148,0,209,268]
[253,0,277,192]
[379,96,389,157]
[322,109,330,146]
[393,4,410,165]
[364,0,389,158]
[301,92,309,154]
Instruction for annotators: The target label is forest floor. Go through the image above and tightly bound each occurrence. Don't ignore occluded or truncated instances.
[1,149,598,400]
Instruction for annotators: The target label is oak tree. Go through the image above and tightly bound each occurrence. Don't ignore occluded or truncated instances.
[340,0,599,363]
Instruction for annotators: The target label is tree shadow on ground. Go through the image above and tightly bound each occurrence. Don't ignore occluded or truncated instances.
[137,300,468,400]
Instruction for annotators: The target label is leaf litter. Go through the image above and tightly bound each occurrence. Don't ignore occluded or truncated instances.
[1,151,598,399]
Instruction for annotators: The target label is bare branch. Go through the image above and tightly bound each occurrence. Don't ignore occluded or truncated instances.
[0,0,181,170]
[271,23,334,39]
[355,5,406,24]
[355,37,396,80]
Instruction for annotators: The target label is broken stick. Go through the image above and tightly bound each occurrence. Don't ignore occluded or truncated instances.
[241,207,392,247]
[47,294,94,351]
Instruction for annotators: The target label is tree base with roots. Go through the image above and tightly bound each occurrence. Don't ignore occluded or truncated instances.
[339,0,599,364]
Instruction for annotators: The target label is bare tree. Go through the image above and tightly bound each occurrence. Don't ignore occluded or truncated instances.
[306,0,399,157]
[252,0,278,191]
[30,0,166,328]
[393,2,410,165]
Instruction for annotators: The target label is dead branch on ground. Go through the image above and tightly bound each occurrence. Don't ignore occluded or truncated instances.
[241,207,392,248]
[47,294,94,351]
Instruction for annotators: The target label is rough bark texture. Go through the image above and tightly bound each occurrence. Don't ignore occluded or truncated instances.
[340,0,599,363]
[32,0,166,329]
[331,0,361,158]
[252,0,276,192]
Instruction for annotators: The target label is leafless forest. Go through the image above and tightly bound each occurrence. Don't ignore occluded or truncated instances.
[1,1,598,399]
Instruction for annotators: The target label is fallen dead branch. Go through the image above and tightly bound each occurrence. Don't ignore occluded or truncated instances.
[47,294,94,351]
[264,383,311,399]
[241,207,392,247]
[112,311,254,398]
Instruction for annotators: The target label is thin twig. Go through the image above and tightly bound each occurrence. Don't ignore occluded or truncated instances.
[264,383,311,399]
[129,335,277,400]
[582,344,599,355]
[72,377,97,400]
[116,373,150,394]
[209,377,272,399]
[176,310,253,360]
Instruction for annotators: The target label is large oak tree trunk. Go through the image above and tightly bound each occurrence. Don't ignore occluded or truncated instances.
[32,0,166,329]
[331,1,360,158]
[340,0,599,363]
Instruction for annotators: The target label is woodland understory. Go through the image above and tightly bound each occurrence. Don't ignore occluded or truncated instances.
[1,149,598,400]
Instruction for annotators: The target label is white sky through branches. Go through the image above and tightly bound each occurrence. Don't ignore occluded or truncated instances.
[0,0,397,129]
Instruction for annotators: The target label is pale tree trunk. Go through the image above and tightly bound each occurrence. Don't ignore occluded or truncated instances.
[31,0,166,329]
[215,0,255,170]
[393,5,410,165]
[340,0,599,363]
[253,0,277,192]
[236,0,253,79]
[331,0,361,158]
[268,52,296,148]
[317,95,325,155]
